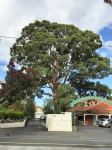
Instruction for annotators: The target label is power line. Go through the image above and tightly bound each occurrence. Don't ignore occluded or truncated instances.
[0,35,112,48]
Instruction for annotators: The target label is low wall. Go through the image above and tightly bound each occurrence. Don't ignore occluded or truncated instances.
[46,112,72,132]
[0,120,26,128]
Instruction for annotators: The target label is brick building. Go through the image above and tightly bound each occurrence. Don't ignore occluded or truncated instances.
[70,96,112,126]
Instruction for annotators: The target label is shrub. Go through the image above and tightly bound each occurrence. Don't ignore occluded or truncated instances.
[0,107,24,120]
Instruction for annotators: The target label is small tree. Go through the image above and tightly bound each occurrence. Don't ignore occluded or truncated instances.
[43,102,54,114]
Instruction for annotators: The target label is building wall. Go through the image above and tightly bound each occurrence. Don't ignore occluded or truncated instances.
[35,105,43,119]
[35,105,42,112]
[46,112,72,132]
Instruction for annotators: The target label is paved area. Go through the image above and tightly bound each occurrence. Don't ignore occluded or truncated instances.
[0,119,112,148]
[0,119,47,136]
[76,125,112,140]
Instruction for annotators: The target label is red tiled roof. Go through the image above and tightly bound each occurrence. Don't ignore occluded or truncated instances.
[35,105,42,108]
[75,101,112,114]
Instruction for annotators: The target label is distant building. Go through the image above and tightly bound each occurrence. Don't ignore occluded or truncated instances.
[70,96,112,126]
[75,101,112,126]
[35,105,43,119]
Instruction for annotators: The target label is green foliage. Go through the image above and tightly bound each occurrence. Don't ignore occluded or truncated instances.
[55,84,77,113]
[56,84,76,105]
[43,102,54,114]
[71,79,111,98]
[0,107,24,120]
[2,60,36,104]
[4,20,112,113]
[108,96,112,101]
[43,84,77,114]
[24,98,35,118]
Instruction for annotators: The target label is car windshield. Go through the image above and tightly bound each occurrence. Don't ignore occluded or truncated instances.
[100,118,108,121]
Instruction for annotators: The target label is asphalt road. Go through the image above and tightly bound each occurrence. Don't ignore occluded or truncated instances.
[0,119,112,148]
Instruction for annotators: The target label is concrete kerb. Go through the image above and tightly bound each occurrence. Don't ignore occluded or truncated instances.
[0,141,112,148]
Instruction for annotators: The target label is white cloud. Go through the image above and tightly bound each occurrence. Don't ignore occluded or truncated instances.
[0,38,15,62]
[0,0,112,63]
[104,41,112,48]
[97,40,112,58]
[45,0,112,32]
[0,0,47,63]
[98,50,108,57]
[68,0,112,32]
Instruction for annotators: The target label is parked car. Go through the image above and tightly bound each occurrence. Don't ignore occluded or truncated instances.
[35,112,44,119]
[96,118,106,126]
[97,118,112,127]
[104,119,112,128]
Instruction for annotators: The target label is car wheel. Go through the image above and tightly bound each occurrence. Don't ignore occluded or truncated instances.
[105,124,109,128]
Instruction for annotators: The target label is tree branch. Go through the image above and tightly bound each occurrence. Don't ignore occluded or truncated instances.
[63,66,72,84]
[43,91,54,98]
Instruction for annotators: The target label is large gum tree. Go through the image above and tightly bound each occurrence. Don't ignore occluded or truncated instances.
[7,20,112,113]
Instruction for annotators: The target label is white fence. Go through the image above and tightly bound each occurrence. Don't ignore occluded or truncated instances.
[46,112,72,132]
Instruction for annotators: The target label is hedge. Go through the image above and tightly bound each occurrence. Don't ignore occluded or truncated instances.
[0,107,24,120]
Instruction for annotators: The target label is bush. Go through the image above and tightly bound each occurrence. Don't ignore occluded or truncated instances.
[0,107,24,120]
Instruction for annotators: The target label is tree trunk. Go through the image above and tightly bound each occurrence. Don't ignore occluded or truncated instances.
[52,82,61,114]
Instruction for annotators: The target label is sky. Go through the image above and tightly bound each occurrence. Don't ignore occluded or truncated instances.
[0,0,112,106]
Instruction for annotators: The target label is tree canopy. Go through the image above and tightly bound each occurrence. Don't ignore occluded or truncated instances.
[104,0,112,5]
[5,20,112,113]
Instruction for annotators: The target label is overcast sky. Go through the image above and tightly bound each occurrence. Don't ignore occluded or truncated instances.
[0,0,112,103]
[0,0,112,63]
[0,0,112,61]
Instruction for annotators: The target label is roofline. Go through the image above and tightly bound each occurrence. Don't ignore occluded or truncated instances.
[70,96,112,107]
